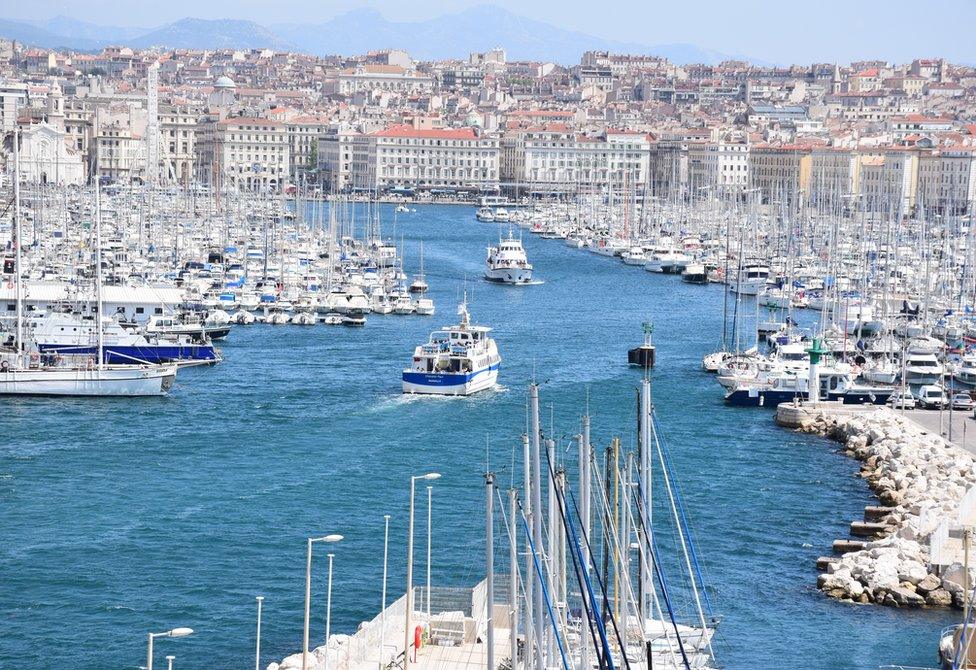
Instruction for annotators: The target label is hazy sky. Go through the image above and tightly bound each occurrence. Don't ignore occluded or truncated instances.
[4,0,976,65]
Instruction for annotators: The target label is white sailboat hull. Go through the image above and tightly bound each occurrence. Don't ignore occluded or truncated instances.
[0,366,176,396]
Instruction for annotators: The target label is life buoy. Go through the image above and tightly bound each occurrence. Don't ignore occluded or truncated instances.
[0,360,8,371]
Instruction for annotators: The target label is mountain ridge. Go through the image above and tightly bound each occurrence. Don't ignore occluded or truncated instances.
[0,6,746,65]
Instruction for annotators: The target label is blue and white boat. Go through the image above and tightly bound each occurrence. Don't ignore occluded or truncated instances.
[31,311,219,366]
[402,299,500,395]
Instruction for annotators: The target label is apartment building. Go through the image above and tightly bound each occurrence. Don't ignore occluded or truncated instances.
[749,144,813,204]
[317,125,358,191]
[350,124,498,192]
[159,105,198,185]
[504,128,651,195]
[687,139,750,192]
[196,117,289,191]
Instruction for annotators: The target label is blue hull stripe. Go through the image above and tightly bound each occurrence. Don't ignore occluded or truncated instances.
[403,363,500,387]
[38,343,217,364]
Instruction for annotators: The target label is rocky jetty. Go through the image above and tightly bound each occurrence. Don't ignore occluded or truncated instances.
[797,407,976,608]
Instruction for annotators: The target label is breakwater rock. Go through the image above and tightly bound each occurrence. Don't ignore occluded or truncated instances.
[796,407,976,608]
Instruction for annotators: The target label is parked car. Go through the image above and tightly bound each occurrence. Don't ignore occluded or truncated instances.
[918,384,948,409]
[951,392,975,411]
[887,389,917,410]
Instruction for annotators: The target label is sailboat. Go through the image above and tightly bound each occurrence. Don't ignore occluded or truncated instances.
[408,241,429,293]
[492,381,718,670]
[0,132,177,396]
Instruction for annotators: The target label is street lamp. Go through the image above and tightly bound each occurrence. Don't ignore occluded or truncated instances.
[303,534,343,670]
[146,627,192,670]
[380,514,391,670]
[255,596,264,670]
[426,486,433,620]
[165,655,175,670]
[324,552,336,670]
[405,473,441,670]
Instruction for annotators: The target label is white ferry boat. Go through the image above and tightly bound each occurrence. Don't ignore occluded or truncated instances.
[402,300,500,395]
[485,232,533,284]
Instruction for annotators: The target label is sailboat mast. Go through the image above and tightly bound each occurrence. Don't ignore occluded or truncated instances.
[13,129,23,357]
[94,176,105,369]
[529,384,545,670]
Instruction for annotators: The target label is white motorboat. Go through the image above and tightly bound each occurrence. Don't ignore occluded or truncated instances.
[731,264,770,296]
[485,232,533,285]
[902,350,944,385]
[475,207,495,222]
[413,297,435,316]
[402,299,500,395]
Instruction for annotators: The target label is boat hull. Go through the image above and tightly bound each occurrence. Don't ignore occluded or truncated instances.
[38,343,218,365]
[724,387,893,407]
[402,365,499,396]
[0,367,175,396]
[485,268,533,284]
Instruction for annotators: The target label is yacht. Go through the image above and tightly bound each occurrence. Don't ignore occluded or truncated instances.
[953,351,976,386]
[475,207,495,222]
[413,296,435,316]
[731,264,770,296]
[724,365,894,407]
[682,263,709,284]
[144,312,231,341]
[31,311,219,365]
[485,232,534,285]
[493,208,511,222]
[903,351,944,385]
[402,299,500,395]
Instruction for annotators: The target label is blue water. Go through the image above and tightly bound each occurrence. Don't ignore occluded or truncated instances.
[0,204,953,669]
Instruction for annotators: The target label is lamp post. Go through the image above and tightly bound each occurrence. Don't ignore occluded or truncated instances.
[426,486,433,620]
[381,514,391,670]
[405,473,441,670]
[303,534,344,670]
[324,552,336,670]
[165,656,175,670]
[255,596,264,670]
[146,627,192,670]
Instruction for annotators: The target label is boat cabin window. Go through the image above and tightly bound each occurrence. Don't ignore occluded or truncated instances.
[136,307,144,314]
[154,308,163,315]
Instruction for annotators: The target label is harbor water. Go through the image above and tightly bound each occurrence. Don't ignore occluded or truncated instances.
[0,204,954,668]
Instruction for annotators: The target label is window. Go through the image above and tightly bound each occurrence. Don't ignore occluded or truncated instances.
[154,307,163,315]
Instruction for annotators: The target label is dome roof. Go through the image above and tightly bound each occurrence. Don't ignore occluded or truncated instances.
[214,75,237,89]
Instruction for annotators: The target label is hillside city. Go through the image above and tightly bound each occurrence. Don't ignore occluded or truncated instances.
[1,39,975,209]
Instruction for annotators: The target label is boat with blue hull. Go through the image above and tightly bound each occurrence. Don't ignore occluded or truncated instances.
[30,312,219,365]
[724,365,894,407]
[402,299,500,395]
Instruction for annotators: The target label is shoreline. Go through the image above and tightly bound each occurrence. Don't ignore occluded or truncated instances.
[780,402,976,609]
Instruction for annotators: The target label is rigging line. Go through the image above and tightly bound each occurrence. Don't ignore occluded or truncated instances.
[494,487,546,667]
[550,455,613,670]
[628,472,695,670]
[567,472,633,670]
[650,412,714,616]
[518,506,571,670]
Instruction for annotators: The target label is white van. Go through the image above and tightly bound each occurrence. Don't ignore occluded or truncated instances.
[918,384,948,409]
